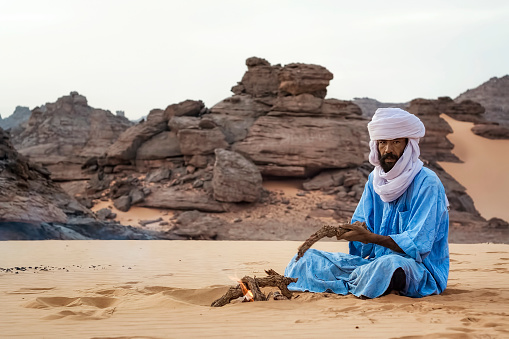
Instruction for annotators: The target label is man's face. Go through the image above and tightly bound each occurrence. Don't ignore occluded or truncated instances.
[377,138,407,172]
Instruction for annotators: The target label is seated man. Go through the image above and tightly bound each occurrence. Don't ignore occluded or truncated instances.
[285,108,449,298]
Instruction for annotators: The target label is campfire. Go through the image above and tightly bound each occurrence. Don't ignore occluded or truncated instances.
[211,269,297,307]
[238,280,254,302]
[212,222,362,307]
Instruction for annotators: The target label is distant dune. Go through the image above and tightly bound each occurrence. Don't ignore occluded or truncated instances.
[438,114,509,222]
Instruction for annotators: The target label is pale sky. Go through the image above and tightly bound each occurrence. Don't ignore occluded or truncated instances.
[1,0,508,120]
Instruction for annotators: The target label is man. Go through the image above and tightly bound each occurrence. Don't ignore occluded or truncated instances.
[285,108,449,298]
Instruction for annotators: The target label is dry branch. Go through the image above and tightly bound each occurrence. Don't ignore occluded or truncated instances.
[210,269,298,307]
[296,221,367,261]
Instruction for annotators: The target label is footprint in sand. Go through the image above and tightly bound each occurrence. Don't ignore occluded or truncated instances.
[24,296,120,320]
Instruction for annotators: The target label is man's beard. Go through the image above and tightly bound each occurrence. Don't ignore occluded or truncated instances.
[379,153,399,173]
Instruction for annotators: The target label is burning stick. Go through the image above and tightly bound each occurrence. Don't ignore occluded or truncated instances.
[211,269,298,307]
[296,221,367,261]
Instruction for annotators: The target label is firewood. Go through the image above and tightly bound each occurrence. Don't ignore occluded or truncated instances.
[210,269,298,307]
[296,221,367,261]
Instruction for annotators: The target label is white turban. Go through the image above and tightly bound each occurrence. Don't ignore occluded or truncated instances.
[367,108,426,203]
[367,108,425,141]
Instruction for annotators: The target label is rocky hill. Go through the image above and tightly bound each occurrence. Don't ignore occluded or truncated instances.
[3,57,506,241]
[0,127,166,240]
[0,106,31,130]
[11,92,133,182]
[455,75,509,139]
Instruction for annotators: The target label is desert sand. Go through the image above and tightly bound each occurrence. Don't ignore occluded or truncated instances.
[438,114,509,222]
[1,240,508,338]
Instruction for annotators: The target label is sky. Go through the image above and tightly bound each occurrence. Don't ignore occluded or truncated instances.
[1,0,508,121]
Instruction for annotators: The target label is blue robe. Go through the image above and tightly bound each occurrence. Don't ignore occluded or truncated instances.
[285,167,449,298]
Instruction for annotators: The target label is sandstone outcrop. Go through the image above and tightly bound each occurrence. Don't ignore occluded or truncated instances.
[352,98,408,118]
[80,57,367,213]
[234,116,368,176]
[0,126,177,240]
[0,106,31,130]
[455,75,509,126]
[455,75,509,139]
[8,57,502,241]
[407,97,485,162]
[11,92,133,181]
[0,127,87,224]
[471,124,509,139]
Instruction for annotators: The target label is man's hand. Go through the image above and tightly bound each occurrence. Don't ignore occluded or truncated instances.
[340,223,374,244]
[340,223,404,253]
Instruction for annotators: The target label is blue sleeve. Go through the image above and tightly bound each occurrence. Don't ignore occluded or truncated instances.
[350,174,375,258]
[389,178,442,263]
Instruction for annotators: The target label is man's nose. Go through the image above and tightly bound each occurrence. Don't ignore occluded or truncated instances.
[382,143,393,154]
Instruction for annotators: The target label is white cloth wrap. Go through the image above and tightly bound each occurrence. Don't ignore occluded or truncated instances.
[367,108,425,203]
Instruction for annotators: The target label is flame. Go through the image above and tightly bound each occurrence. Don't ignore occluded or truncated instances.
[238,280,254,302]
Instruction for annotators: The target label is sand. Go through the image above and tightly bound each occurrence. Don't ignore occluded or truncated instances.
[1,240,508,338]
[438,114,509,222]
[91,200,175,232]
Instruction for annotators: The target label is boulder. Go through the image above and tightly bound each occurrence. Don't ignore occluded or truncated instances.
[237,57,281,97]
[136,131,181,160]
[278,63,333,98]
[139,188,227,212]
[212,149,263,203]
[114,196,131,212]
[471,124,509,139]
[168,116,201,131]
[177,128,228,155]
[164,100,205,119]
[233,116,368,176]
[105,115,168,163]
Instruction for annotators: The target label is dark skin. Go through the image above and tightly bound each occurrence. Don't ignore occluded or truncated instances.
[341,138,408,253]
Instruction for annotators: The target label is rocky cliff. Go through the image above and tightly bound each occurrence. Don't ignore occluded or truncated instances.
[455,75,509,139]
[0,127,176,240]
[11,92,133,181]
[0,106,31,130]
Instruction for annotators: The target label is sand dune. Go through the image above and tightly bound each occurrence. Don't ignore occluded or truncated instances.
[1,240,508,338]
[438,114,509,222]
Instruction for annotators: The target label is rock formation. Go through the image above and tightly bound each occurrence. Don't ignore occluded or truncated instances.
[352,97,408,118]
[455,75,509,126]
[11,92,133,181]
[455,75,509,139]
[7,57,504,241]
[81,57,367,215]
[0,106,31,130]
[0,126,183,240]
[406,97,485,162]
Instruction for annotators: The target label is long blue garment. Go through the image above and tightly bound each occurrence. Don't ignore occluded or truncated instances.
[285,167,450,298]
